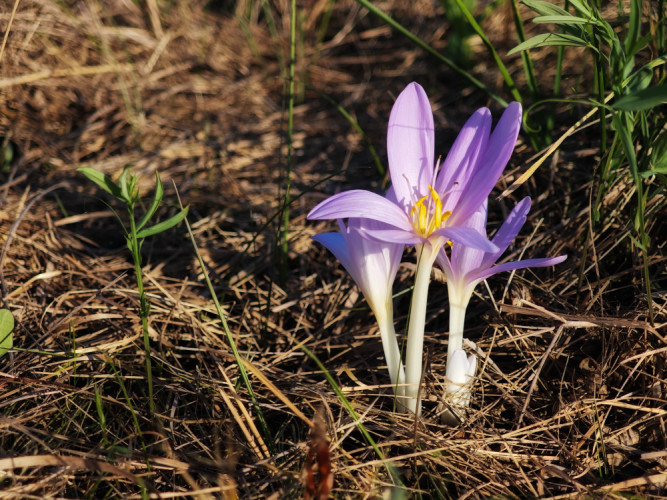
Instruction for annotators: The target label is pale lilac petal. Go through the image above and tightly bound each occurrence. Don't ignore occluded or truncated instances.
[385,185,398,204]
[436,248,451,271]
[435,108,491,206]
[358,226,425,246]
[452,102,522,224]
[462,199,488,234]
[387,82,434,208]
[308,190,413,232]
[313,221,405,316]
[348,219,404,279]
[434,226,498,253]
[479,197,530,269]
[474,255,567,282]
[449,202,488,277]
[312,233,353,273]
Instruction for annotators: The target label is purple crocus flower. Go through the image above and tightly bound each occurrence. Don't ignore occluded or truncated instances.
[308,82,527,414]
[312,218,407,405]
[308,82,522,253]
[437,197,567,423]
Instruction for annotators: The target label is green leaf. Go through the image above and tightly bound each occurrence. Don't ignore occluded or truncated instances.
[0,309,14,358]
[613,84,667,111]
[567,0,594,18]
[77,168,122,199]
[532,15,593,25]
[137,171,164,231]
[624,0,642,56]
[522,0,570,17]
[625,33,653,63]
[650,130,667,173]
[624,66,654,94]
[452,0,522,103]
[135,206,189,239]
[508,33,593,55]
[119,167,132,203]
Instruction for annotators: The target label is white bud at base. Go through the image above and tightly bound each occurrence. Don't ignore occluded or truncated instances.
[440,349,477,426]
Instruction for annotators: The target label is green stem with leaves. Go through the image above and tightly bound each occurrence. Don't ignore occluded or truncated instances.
[78,167,189,417]
[127,205,155,415]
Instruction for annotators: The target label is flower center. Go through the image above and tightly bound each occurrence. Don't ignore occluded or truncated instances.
[410,185,451,238]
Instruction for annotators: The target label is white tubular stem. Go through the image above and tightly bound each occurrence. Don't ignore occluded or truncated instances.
[375,305,406,405]
[447,299,468,361]
[441,296,476,425]
[404,244,437,415]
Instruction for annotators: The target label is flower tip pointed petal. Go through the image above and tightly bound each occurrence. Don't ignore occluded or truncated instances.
[387,82,435,204]
[506,100,522,119]
[438,226,498,253]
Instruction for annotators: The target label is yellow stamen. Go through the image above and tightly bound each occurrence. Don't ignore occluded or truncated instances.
[410,185,452,238]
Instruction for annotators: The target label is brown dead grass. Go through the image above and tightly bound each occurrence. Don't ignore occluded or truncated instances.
[0,0,665,498]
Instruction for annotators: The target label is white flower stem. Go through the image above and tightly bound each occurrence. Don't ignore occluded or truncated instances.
[375,304,407,410]
[404,244,437,415]
[441,292,475,425]
[447,298,468,361]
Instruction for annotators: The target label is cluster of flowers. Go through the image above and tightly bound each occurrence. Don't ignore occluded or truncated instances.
[308,82,566,422]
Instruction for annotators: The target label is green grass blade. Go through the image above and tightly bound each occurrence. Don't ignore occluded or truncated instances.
[176,193,275,454]
[104,355,150,465]
[521,0,570,17]
[279,0,297,286]
[610,110,654,324]
[624,0,642,55]
[566,0,594,18]
[509,0,538,101]
[314,87,385,176]
[508,33,596,55]
[612,83,667,111]
[451,0,522,103]
[532,15,596,25]
[355,0,508,106]
[298,341,405,487]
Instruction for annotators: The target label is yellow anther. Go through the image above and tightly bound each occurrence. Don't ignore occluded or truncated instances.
[429,185,443,227]
[410,185,453,238]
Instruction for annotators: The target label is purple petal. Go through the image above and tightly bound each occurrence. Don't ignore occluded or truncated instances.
[434,226,498,253]
[348,219,405,279]
[308,190,414,232]
[435,248,453,279]
[435,107,491,206]
[449,202,489,277]
[474,255,567,282]
[479,197,531,269]
[358,226,425,245]
[387,82,435,208]
[452,102,522,224]
[312,232,353,272]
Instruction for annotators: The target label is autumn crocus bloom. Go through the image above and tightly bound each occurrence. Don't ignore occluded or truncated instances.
[312,218,407,407]
[308,82,520,251]
[309,82,525,414]
[436,198,567,424]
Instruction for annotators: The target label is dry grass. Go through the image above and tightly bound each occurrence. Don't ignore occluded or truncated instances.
[0,0,665,498]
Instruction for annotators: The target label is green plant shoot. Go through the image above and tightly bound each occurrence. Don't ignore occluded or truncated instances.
[78,167,189,413]
[0,309,13,358]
